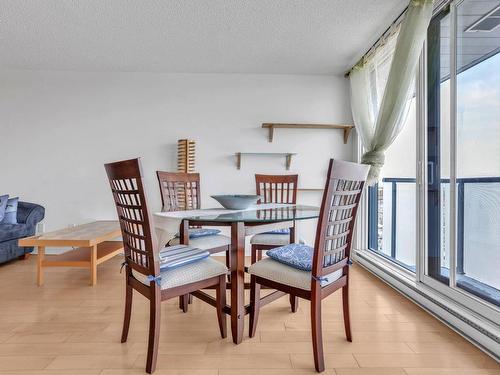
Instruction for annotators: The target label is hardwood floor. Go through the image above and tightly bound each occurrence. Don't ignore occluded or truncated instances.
[0,255,497,375]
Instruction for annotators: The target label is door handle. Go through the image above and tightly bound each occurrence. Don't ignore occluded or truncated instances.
[428,161,434,186]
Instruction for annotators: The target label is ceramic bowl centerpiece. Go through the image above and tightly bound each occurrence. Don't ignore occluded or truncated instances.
[211,195,261,210]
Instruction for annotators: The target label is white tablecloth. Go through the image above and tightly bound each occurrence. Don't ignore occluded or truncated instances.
[153,203,295,247]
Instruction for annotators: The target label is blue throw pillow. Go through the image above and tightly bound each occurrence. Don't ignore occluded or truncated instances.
[1,197,19,224]
[175,228,221,239]
[266,243,314,271]
[0,195,8,222]
[263,228,290,235]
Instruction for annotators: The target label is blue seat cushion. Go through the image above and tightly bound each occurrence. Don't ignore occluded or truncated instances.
[0,195,8,222]
[0,223,30,242]
[266,243,314,271]
[1,197,19,224]
[262,228,290,235]
[159,244,210,271]
[175,228,221,239]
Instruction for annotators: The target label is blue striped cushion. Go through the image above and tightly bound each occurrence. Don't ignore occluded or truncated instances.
[263,228,290,235]
[175,228,221,239]
[266,243,314,271]
[159,245,210,271]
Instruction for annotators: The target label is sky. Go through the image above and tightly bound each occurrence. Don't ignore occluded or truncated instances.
[457,51,500,176]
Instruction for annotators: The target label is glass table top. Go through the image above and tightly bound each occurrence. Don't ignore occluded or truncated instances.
[185,205,320,223]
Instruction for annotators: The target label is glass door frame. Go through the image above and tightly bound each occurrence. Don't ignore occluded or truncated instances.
[420,0,500,323]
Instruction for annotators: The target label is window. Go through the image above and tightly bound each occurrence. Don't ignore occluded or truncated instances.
[366,29,418,271]
[361,0,500,353]
[368,91,417,270]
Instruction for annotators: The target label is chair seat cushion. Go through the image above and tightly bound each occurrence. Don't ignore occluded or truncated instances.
[266,243,314,271]
[0,223,30,242]
[175,228,221,239]
[133,257,228,290]
[168,234,231,250]
[250,233,290,246]
[248,258,342,291]
[159,245,210,271]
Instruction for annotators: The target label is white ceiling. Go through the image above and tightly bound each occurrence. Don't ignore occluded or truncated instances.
[0,0,408,75]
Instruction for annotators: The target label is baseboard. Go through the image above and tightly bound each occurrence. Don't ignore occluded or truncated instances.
[354,250,500,361]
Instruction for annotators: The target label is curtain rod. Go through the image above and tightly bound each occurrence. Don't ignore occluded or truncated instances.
[344,0,448,78]
[344,7,407,78]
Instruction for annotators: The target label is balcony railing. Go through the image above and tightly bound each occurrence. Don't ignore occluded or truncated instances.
[368,176,500,306]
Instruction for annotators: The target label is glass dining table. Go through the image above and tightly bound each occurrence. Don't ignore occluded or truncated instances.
[173,204,320,344]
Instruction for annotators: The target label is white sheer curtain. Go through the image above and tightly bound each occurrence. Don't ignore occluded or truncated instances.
[350,0,433,185]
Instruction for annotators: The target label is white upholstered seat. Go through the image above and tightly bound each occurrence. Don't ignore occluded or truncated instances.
[133,257,228,290]
[250,233,290,246]
[168,234,231,250]
[247,257,342,291]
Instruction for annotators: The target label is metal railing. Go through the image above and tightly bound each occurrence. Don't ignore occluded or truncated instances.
[368,176,500,274]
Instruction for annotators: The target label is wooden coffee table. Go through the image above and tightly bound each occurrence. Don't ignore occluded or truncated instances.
[19,221,123,286]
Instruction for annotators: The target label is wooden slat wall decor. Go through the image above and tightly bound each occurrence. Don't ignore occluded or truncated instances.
[177,139,196,173]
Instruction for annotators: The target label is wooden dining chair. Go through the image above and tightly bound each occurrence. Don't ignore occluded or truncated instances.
[248,159,369,372]
[251,174,299,311]
[156,171,231,253]
[105,159,227,374]
[157,171,231,312]
[251,174,298,261]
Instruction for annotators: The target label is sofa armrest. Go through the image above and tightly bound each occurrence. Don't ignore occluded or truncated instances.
[16,202,45,228]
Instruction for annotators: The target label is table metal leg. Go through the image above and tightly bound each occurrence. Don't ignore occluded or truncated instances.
[230,222,245,344]
[37,246,45,286]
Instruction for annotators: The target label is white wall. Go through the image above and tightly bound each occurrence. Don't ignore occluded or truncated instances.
[1,70,354,247]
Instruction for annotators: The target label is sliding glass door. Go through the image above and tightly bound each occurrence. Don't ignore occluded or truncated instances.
[364,0,500,315]
[426,0,500,308]
[455,0,500,306]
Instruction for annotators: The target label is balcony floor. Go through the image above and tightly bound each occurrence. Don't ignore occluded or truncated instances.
[0,255,498,375]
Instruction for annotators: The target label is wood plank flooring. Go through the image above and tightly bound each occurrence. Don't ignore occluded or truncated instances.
[0,255,497,375]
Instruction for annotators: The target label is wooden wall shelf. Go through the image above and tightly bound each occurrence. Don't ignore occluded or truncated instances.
[262,123,354,144]
[235,152,296,170]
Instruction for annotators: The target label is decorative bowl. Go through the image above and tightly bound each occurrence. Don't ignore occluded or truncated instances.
[211,195,261,210]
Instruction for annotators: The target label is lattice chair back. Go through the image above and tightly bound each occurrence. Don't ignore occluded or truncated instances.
[157,171,201,212]
[255,174,298,204]
[105,158,159,279]
[312,159,369,280]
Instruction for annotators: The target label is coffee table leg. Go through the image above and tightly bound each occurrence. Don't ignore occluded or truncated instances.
[37,246,45,286]
[230,222,245,344]
[90,245,97,286]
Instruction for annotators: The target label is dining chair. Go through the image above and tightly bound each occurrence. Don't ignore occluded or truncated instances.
[105,159,228,374]
[248,159,369,372]
[157,171,231,312]
[250,173,299,311]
